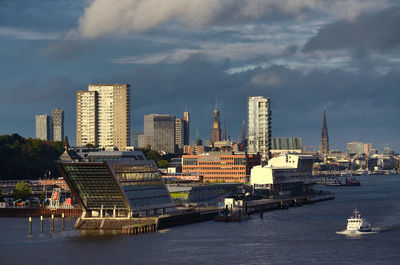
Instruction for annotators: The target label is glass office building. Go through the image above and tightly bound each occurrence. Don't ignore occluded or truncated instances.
[56,159,175,217]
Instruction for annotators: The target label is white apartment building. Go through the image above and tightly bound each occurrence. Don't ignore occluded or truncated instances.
[247,96,272,163]
[76,84,131,150]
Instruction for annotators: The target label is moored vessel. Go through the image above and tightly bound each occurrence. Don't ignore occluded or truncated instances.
[325,177,341,186]
[344,177,360,186]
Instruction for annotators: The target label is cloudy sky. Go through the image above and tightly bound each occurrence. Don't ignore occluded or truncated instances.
[1,0,400,152]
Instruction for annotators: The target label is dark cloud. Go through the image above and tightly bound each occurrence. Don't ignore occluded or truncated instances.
[302,7,400,53]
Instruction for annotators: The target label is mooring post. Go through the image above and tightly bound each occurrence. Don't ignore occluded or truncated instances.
[51,214,54,232]
[28,217,32,235]
[61,213,65,231]
[260,206,263,218]
[40,216,43,233]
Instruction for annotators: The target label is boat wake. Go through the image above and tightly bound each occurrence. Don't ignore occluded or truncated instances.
[336,228,379,236]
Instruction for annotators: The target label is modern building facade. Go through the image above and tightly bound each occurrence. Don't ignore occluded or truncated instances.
[175,118,184,153]
[52,108,64,141]
[183,111,190,145]
[35,108,64,141]
[250,153,316,197]
[167,183,243,205]
[271,137,302,154]
[56,150,175,218]
[76,84,131,150]
[182,152,261,182]
[247,96,272,163]
[76,91,97,147]
[36,114,51,141]
[320,108,329,157]
[143,114,175,154]
[130,130,143,148]
[346,142,373,155]
[211,100,221,145]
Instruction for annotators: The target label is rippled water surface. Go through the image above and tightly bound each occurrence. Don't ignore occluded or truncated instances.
[1,175,400,265]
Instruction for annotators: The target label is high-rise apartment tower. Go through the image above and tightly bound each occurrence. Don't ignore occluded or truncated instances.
[35,108,64,141]
[183,111,190,145]
[52,108,64,141]
[175,118,184,153]
[76,84,131,150]
[247,96,272,163]
[36,114,52,141]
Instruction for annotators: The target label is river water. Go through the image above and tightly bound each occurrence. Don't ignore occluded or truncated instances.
[1,175,400,265]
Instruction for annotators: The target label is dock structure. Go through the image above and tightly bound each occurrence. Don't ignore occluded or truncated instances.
[0,207,82,218]
[244,193,334,214]
[122,220,158,235]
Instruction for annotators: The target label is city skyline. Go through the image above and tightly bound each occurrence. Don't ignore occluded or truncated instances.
[2,1,400,152]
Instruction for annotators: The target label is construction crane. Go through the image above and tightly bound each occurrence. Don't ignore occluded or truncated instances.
[303,146,319,152]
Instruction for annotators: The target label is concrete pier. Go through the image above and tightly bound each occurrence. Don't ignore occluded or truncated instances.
[244,193,334,214]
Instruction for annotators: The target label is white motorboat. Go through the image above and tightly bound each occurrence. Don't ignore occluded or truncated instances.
[346,209,371,232]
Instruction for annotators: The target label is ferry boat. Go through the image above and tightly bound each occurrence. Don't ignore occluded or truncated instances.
[346,209,371,232]
[325,177,341,186]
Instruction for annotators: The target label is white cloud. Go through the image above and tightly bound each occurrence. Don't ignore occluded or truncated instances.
[76,0,388,39]
[0,27,61,40]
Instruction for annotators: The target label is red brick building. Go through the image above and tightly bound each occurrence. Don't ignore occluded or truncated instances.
[40,178,69,190]
[182,152,261,183]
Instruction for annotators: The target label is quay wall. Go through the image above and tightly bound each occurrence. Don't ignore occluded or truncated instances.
[0,207,82,218]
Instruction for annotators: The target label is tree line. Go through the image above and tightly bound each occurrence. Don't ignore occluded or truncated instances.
[0,134,64,180]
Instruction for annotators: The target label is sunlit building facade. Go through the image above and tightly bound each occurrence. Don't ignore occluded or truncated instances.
[76,84,131,150]
[247,96,272,163]
[56,151,175,218]
[182,152,261,183]
[35,108,64,141]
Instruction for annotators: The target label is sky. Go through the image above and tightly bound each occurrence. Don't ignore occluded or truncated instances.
[1,0,400,152]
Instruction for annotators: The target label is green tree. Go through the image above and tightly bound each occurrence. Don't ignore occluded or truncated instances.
[12,181,32,201]
[146,150,162,161]
[52,141,65,153]
[85,143,95,148]
[39,191,46,202]
[157,160,169,168]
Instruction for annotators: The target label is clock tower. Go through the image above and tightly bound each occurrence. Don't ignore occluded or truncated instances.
[211,99,221,144]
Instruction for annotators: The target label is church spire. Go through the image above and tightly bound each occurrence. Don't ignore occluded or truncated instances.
[322,106,327,129]
[241,120,246,142]
[320,107,329,158]
[213,98,220,121]
[222,121,226,140]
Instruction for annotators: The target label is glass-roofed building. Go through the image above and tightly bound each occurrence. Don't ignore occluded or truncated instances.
[56,151,175,218]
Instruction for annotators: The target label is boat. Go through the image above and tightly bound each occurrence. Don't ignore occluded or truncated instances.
[346,209,371,232]
[340,171,352,177]
[325,177,341,186]
[344,177,360,186]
